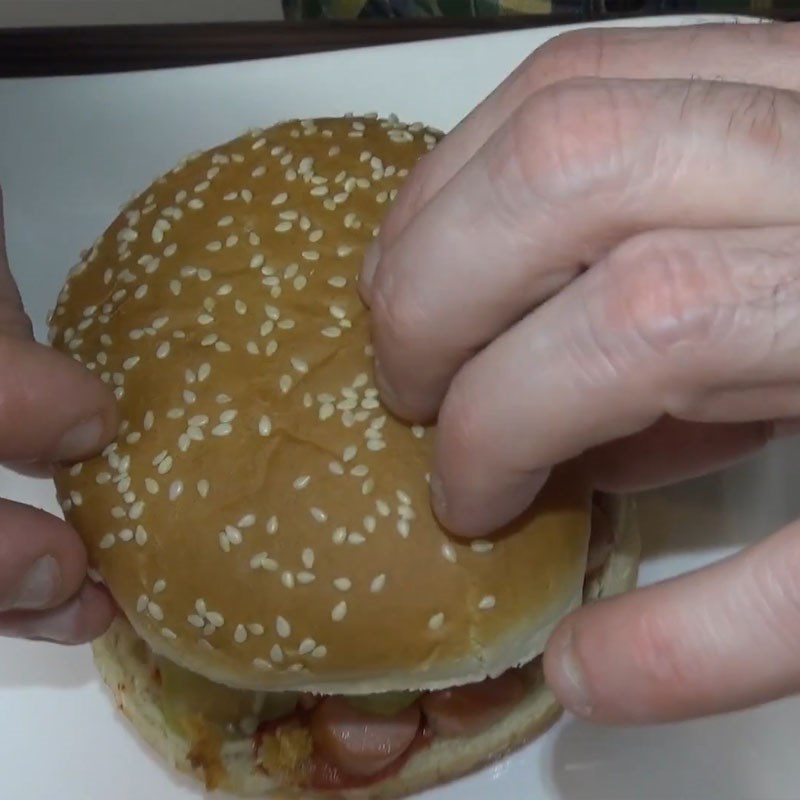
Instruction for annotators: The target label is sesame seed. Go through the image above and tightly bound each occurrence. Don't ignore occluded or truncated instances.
[310,508,327,524]
[312,645,327,659]
[99,533,116,549]
[471,540,494,554]
[212,423,232,437]
[362,478,375,495]
[363,516,376,533]
[270,644,284,663]
[441,543,458,564]
[253,658,270,670]
[267,516,279,535]
[272,192,288,206]
[293,475,310,490]
[135,525,148,546]
[397,519,410,538]
[158,456,173,475]
[479,595,496,610]
[276,616,291,638]
[328,460,344,475]
[248,623,265,635]
[396,490,412,504]
[333,578,352,592]
[298,638,316,656]
[153,579,166,594]
[225,525,243,545]
[207,611,224,627]
[234,625,248,644]
[331,601,348,622]
[239,514,256,528]
[370,574,386,593]
[332,527,347,545]
[188,614,204,628]
[376,500,390,517]
[129,500,145,520]
[197,479,210,498]
[350,464,369,477]
[297,571,316,584]
[162,628,177,640]
[281,571,295,589]
[196,599,207,615]
[148,602,164,621]
[428,613,445,631]
[291,357,309,374]
[347,532,366,545]
[258,415,272,437]
[343,445,357,462]
[321,326,342,338]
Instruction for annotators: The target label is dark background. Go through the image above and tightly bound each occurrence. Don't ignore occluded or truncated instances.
[1,2,796,78]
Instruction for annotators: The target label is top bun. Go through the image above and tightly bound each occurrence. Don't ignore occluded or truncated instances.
[50,116,590,694]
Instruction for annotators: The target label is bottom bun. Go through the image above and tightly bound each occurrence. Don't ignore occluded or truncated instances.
[92,497,639,799]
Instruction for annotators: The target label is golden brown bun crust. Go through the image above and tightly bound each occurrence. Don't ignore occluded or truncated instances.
[51,116,591,692]
[92,496,640,799]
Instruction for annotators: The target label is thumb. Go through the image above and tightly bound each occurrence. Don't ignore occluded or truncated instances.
[0,188,117,464]
[544,517,800,724]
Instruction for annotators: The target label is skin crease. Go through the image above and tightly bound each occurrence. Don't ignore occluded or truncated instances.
[360,22,800,725]
[0,189,117,643]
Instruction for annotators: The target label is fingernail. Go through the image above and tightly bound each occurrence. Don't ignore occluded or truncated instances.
[773,419,800,439]
[12,555,60,610]
[360,240,381,295]
[55,415,104,462]
[551,628,593,717]
[429,472,448,521]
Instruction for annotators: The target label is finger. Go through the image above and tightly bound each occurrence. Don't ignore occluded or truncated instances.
[583,418,773,494]
[371,22,800,257]
[432,226,800,534]
[0,498,88,611]
[0,192,117,464]
[544,515,800,723]
[0,581,115,644]
[367,77,800,422]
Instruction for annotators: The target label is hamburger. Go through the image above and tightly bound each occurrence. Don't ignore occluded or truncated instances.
[48,115,639,797]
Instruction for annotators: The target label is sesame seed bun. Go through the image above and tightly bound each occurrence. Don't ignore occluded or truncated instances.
[91,496,639,798]
[52,114,595,694]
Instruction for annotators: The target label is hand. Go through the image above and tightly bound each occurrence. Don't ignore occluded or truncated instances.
[0,188,117,643]
[360,22,800,724]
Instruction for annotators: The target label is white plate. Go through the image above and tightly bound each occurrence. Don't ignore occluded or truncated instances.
[2,15,798,800]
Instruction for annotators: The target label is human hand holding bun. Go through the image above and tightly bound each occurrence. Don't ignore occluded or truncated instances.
[0,189,116,643]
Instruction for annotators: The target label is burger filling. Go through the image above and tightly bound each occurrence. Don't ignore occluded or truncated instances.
[143,504,615,792]
[149,651,538,791]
